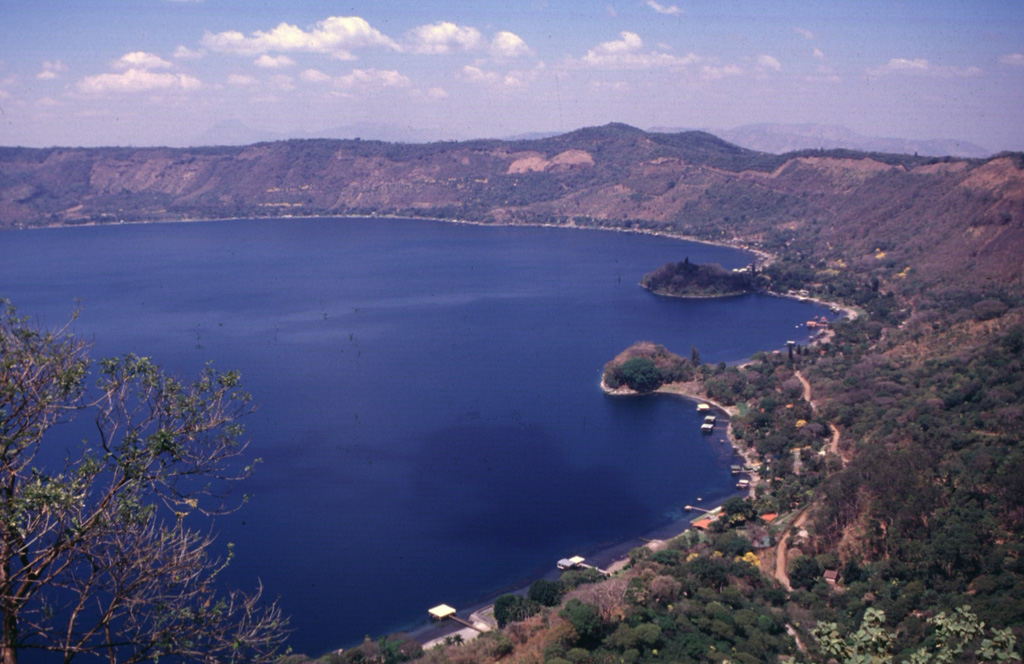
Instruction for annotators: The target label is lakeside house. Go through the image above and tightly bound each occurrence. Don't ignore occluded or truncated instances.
[429,605,457,621]
[557,556,586,571]
[691,517,714,531]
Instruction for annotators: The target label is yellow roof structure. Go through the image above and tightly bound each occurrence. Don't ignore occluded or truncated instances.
[568,555,586,566]
[428,604,457,620]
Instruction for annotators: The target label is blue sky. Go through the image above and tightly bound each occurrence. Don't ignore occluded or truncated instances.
[1,0,1022,150]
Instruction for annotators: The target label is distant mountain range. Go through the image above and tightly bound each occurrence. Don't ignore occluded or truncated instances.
[655,122,992,158]
[196,120,991,158]
[192,119,453,146]
[3,122,1021,287]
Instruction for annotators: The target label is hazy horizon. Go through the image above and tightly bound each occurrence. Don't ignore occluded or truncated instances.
[2,1,1023,151]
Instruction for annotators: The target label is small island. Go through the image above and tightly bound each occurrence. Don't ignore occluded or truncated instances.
[640,257,754,298]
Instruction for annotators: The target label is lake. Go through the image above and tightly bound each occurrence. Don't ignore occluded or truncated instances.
[0,217,833,656]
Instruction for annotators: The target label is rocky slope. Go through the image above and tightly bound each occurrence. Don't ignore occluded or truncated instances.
[2,124,1022,288]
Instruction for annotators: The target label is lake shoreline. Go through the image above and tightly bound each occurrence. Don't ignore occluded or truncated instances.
[396,427,743,654]
[16,214,854,319]
[391,383,746,656]
[8,215,838,658]
[11,211,772,268]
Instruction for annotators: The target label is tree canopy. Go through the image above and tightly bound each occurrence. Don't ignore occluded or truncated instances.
[0,302,287,664]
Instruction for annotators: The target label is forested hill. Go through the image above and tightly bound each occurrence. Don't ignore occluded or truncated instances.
[2,124,1023,290]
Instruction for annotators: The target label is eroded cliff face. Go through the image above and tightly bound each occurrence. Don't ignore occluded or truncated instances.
[1,125,1022,286]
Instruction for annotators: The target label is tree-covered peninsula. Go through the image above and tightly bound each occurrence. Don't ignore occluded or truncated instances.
[601,342,695,394]
[640,258,754,298]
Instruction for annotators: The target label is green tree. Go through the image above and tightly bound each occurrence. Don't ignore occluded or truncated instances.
[721,496,758,526]
[0,303,287,664]
[492,594,536,628]
[559,599,602,645]
[527,578,562,607]
[618,357,662,394]
[788,554,822,590]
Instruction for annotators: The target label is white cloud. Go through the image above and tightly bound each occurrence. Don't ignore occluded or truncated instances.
[875,57,929,73]
[491,31,531,58]
[867,58,981,77]
[807,47,838,81]
[227,73,258,87]
[255,54,295,68]
[405,21,483,54]
[201,16,399,60]
[701,64,742,80]
[116,52,172,70]
[174,45,204,60]
[461,65,501,84]
[300,68,332,84]
[999,53,1024,67]
[424,86,448,99]
[500,70,531,88]
[37,60,67,80]
[77,69,201,94]
[756,54,782,71]
[645,1,683,15]
[577,31,698,69]
[461,63,542,89]
[335,68,411,90]
[794,27,814,40]
[593,31,643,56]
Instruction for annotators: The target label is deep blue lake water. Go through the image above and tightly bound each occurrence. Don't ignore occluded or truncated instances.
[0,217,832,656]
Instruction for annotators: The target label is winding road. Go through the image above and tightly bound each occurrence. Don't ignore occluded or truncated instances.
[772,371,844,588]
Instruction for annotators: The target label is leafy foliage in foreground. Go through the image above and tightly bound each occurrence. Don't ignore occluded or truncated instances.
[0,301,288,664]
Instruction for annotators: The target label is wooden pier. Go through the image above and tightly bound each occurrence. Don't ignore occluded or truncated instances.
[448,615,484,631]
[428,604,490,633]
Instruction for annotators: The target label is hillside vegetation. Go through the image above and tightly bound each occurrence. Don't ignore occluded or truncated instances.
[2,124,1022,290]
[3,125,1024,662]
[640,259,754,298]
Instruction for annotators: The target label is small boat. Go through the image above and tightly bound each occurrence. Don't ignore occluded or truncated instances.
[701,422,714,434]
